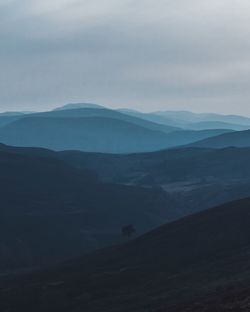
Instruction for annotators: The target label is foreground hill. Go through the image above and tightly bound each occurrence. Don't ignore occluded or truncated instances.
[2,197,250,311]
[0,145,178,271]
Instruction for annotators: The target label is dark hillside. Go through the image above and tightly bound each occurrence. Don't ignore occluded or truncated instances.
[0,147,177,271]
[59,146,250,215]
[2,197,250,311]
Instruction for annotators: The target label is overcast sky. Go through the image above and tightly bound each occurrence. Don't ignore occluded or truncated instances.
[1,0,250,114]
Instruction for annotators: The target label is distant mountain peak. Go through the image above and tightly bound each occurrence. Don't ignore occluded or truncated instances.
[117,108,141,113]
[54,103,105,111]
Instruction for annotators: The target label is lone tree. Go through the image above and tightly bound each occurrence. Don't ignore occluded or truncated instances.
[122,224,136,240]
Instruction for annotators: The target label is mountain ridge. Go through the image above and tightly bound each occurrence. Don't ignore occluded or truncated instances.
[0,110,232,153]
[190,129,250,148]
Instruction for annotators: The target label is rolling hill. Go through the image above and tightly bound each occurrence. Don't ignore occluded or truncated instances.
[118,108,250,131]
[34,106,180,134]
[0,145,179,272]
[117,108,185,127]
[0,113,231,153]
[185,120,249,131]
[0,116,174,153]
[2,142,250,225]
[2,197,250,311]
[191,129,250,148]
[1,105,250,134]
[58,145,250,215]
[59,145,250,186]
[0,105,243,153]
[0,115,25,128]
[153,110,250,125]
[0,111,35,128]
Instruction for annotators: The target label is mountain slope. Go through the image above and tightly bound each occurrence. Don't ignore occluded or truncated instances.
[0,114,231,153]
[0,116,172,153]
[60,145,250,186]
[191,129,250,148]
[4,141,250,218]
[3,142,250,228]
[0,111,35,128]
[59,145,250,216]
[1,106,180,134]
[2,197,250,311]
[154,110,250,125]
[118,109,250,131]
[34,107,180,134]
[0,115,25,128]
[0,146,178,271]
[117,108,185,127]
[4,142,250,217]
[186,120,249,131]
[158,128,232,147]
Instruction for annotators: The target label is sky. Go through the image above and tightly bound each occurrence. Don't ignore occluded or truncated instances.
[1,0,250,115]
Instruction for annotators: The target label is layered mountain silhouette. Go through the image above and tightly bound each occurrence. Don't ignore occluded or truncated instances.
[0,104,233,153]
[2,197,250,311]
[0,116,174,153]
[1,142,250,272]
[1,104,250,311]
[120,108,250,130]
[154,110,250,125]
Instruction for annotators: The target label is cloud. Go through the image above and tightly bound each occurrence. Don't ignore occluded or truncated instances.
[0,0,250,114]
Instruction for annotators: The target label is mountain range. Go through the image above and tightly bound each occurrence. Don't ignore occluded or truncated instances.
[1,103,249,153]
[1,103,250,311]
[1,142,250,274]
[119,108,250,131]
